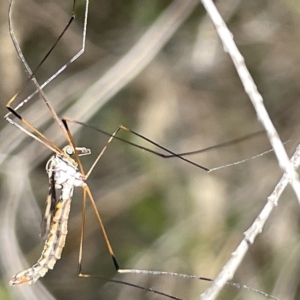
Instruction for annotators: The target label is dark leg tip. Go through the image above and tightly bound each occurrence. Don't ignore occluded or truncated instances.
[112,255,120,271]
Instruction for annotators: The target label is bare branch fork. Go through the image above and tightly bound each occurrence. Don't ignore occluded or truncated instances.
[201,145,300,300]
[199,0,300,299]
[201,0,300,201]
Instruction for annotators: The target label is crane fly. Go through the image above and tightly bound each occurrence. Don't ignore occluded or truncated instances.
[4,0,279,299]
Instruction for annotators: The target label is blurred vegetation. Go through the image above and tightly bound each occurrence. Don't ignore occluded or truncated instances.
[0,0,300,300]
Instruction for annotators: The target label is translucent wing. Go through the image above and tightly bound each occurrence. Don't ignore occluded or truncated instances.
[41,170,58,240]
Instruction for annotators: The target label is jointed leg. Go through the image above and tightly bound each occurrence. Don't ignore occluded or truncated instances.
[78,185,119,276]
[85,125,122,179]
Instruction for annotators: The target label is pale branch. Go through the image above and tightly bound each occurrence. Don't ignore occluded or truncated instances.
[200,0,300,204]
[201,144,300,300]
[199,0,300,299]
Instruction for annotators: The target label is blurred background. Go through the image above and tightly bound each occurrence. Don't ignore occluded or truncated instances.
[0,0,300,299]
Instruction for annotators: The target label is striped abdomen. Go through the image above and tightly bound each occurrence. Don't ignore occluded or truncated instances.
[9,195,72,285]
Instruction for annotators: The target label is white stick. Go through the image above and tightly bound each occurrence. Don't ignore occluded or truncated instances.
[201,144,300,300]
[200,0,300,298]
[201,0,300,203]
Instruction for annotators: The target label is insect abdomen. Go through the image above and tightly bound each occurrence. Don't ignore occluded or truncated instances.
[10,198,71,285]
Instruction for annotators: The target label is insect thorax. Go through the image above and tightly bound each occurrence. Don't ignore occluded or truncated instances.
[46,152,84,188]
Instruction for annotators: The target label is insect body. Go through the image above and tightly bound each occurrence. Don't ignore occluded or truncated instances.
[9,146,91,285]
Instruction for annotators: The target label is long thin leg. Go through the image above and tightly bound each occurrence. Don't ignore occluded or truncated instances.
[79,185,119,272]
[18,0,89,113]
[117,269,281,300]
[5,0,90,155]
[78,184,87,276]
[63,117,268,172]
[163,130,266,157]
[5,0,70,154]
[5,114,62,155]
[5,60,72,155]
[61,117,120,269]
[85,125,122,179]
[63,117,209,171]
[6,0,89,114]
[77,186,279,300]
[77,168,184,300]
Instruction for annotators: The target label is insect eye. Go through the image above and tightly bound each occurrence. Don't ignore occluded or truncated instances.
[64,146,74,155]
